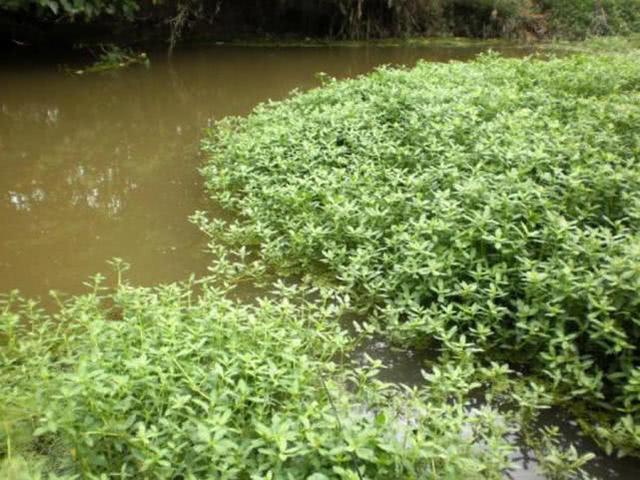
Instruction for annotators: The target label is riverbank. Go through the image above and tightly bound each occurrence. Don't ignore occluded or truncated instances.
[2,1,640,50]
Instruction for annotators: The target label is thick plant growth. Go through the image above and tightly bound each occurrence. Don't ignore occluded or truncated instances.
[200,53,640,455]
[1,273,528,479]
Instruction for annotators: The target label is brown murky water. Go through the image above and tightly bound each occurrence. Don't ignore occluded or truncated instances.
[1,43,638,479]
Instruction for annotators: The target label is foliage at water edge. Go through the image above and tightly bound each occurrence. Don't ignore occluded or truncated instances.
[1,267,557,479]
[199,51,640,456]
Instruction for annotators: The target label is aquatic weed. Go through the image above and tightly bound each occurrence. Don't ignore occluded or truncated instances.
[1,271,519,478]
[200,52,640,455]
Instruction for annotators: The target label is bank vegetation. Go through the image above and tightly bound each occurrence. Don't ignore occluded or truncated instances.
[2,1,640,46]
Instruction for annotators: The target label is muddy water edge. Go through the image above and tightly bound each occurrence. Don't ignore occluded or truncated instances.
[1,43,638,479]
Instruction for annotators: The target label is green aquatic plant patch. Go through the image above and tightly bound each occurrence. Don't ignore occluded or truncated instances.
[71,45,149,75]
[2,272,532,479]
[200,52,640,455]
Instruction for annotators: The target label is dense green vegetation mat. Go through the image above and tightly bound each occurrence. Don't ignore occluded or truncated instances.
[3,274,564,479]
[198,52,640,458]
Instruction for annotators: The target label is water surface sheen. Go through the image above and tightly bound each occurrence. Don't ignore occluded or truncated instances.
[1,43,638,479]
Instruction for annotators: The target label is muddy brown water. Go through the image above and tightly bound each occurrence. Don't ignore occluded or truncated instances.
[1,43,638,478]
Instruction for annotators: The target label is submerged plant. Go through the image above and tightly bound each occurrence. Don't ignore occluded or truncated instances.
[199,51,640,455]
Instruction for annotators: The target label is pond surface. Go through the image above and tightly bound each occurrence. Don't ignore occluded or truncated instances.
[1,42,638,479]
